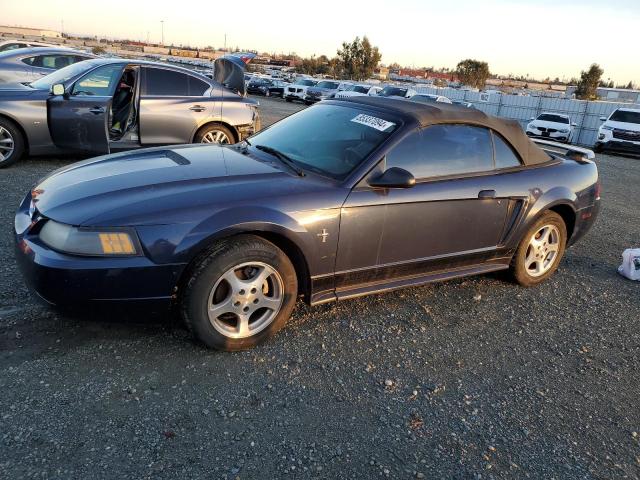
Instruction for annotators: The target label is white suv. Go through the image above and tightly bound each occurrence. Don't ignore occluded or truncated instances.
[284,78,317,103]
[526,113,575,143]
[595,108,640,154]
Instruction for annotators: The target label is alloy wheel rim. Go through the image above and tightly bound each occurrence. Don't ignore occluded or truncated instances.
[201,130,230,144]
[525,224,560,277]
[207,262,284,339]
[0,126,15,163]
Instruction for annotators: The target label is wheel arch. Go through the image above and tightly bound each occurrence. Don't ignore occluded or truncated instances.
[548,203,576,240]
[0,112,29,154]
[174,227,313,305]
[192,121,239,144]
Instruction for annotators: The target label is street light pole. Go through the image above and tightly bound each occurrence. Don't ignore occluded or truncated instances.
[161,20,164,45]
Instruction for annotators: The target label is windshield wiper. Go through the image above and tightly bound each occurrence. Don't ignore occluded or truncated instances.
[255,145,305,177]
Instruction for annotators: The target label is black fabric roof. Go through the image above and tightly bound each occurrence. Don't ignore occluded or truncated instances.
[335,96,551,166]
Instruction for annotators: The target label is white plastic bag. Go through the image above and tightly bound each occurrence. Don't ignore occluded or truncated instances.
[618,248,640,281]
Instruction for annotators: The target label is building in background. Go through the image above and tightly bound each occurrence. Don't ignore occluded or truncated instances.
[0,25,62,39]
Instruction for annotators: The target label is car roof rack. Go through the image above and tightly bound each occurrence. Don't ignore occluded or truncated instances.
[532,139,595,161]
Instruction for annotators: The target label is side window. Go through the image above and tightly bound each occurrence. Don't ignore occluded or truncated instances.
[492,132,522,169]
[72,64,123,96]
[188,76,210,96]
[420,125,493,177]
[388,125,494,179]
[2,43,27,52]
[28,55,74,69]
[143,68,189,96]
[385,130,424,174]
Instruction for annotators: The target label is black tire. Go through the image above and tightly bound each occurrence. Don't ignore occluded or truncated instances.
[0,117,25,168]
[181,235,298,351]
[510,211,567,286]
[285,97,292,103]
[194,124,235,145]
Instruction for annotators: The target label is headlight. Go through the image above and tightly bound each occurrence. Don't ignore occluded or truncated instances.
[528,124,537,130]
[39,220,139,256]
[601,125,614,131]
[559,129,570,133]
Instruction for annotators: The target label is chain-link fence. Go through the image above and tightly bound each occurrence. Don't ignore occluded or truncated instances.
[413,86,640,146]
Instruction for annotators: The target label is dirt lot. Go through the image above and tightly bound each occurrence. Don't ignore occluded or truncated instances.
[1,96,639,479]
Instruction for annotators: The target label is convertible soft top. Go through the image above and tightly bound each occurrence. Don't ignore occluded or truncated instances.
[337,96,551,166]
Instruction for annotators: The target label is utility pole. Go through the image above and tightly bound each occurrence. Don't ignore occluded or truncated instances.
[224,33,227,51]
[161,20,164,45]
[60,19,64,37]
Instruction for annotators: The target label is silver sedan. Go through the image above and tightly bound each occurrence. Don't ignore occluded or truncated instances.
[0,47,96,85]
[0,56,260,167]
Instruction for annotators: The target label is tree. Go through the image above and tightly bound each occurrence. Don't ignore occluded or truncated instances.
[336,36,382,81]
[455,59,490,89]
[574,63,603,100]
[91,46,106,55]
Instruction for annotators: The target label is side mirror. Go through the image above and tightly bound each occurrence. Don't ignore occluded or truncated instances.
[51,84,65,96]
[528,117,535,121]
[571,122,577,127]
[368,167,416,189]
[599,116,607,122]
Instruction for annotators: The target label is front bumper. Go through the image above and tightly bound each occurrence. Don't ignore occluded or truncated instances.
[526,130,570,142]
[14,207,185,309]
[595,139,640,154]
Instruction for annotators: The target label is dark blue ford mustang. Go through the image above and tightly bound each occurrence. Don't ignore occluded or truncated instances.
[15,97,600,350]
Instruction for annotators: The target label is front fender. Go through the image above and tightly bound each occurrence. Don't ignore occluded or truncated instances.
[136,205,340,277]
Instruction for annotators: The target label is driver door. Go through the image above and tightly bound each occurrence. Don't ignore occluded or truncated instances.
[48,63,125,154]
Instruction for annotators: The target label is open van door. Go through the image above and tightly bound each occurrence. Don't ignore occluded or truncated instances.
[213,53,255,97]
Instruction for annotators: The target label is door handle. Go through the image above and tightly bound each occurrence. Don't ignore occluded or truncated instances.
[189,105,206,112]
[478,189,496,199]
[89,106,105,115]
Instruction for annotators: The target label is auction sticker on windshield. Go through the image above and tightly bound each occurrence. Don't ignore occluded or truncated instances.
[351,114,395,132]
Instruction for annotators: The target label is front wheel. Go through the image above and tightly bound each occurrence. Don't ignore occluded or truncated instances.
[0,118,25,168]
[194,124,234,145]
[510,211,567,286]
[180,235,298,351]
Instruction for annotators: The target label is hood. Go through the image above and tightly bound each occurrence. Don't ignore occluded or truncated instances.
[602,120,640,132]
[307,86,337,95]
[213,53,256,96]
[0,84,45,98]
[530,120,571,130]
[30,144,302,226]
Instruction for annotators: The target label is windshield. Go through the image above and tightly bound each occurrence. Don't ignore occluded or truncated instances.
[609,110,640,124]
[316,81,339,89]
[296,79,316,86]
[353,86,369,93]
[537,114,569,124]
[247,104,399,180]
[379,86,407,97]
[29,60,96,89]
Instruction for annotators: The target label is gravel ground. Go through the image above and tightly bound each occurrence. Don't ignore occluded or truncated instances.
[1,96,639,479]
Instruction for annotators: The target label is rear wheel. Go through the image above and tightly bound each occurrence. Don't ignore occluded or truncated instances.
[0,118,25,168]
[285,97,292,103]
[181,235,298,351]
[195,124,234,145]
[510,211,567,286]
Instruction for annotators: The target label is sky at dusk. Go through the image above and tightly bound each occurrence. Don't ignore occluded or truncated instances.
[3,0,639,83]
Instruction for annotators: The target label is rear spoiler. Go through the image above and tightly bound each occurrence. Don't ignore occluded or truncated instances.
[532,139,595,161]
